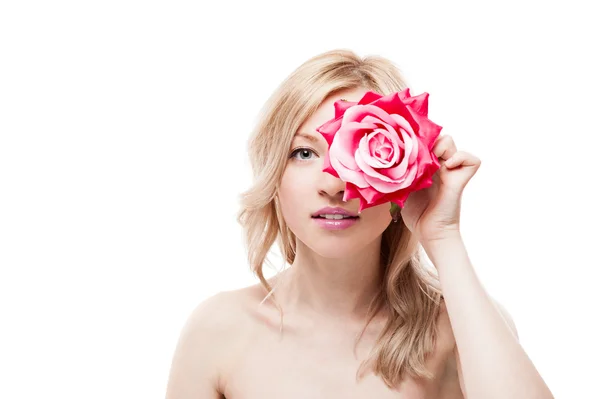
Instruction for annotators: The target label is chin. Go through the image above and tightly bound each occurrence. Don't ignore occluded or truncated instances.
[286,214,389,257]
[303,239,365,259]
[292,224,375,259]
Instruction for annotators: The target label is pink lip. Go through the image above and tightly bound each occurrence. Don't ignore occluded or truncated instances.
[312,216,359,230]
[311,206,360,231]
[311,206,359,218]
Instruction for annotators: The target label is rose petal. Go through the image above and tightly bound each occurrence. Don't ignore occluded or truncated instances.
[358,129,399,169]
[408,157,440,192]
[341,104,401,130]
[385,190,411,208]
[363,164,418,193]
[361,115,403,161]
[357,91,384,105]
[381,128,417,181]
[342,182,362,202]
[354,153,404,193]
[357,185,385,203]
[333,99,358,119]
[322,151,339,178]
[329,120,377,170]
[360,127,414,184]
[395,90,443,147]
[369,92,420,134]
[330,155,369,188]
[399,90,429,116]
[389,113,416,137]
[316,117,342,146]
[368,132,394,162]
[403,106,443,148]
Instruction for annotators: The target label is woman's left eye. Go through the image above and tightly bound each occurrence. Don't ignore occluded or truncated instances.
[290,147,317,161]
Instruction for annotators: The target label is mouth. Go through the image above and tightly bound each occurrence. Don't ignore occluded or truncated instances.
[311,214,360,230]
[310,207,360,219]
[311,215,359,220]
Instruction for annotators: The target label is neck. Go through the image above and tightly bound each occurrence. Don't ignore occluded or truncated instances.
[272,235,386,324]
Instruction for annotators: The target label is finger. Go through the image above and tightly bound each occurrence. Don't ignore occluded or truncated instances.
[433,135,457,161]
[445,151,481,168]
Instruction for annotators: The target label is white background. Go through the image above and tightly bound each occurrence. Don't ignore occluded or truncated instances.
[1,1,598,398]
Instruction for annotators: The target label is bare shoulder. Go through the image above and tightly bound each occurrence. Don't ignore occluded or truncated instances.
[165,288,257,399]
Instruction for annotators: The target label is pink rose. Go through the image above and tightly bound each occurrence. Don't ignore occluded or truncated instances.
[316,89,442,212]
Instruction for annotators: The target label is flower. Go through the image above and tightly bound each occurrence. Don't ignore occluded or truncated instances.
[316,89,443,213]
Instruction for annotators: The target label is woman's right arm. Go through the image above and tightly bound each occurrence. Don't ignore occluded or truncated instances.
[165,292,228,399]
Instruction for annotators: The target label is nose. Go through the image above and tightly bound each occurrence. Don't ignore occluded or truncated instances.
[318,170,346,201]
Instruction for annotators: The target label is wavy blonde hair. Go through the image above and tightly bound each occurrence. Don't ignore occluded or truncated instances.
[236,49,444,388]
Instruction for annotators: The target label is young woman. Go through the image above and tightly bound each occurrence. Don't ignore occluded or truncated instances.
[165,49,554,398]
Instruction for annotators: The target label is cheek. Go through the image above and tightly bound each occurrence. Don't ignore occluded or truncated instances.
[278,167,312,224]
[359,202,393,233]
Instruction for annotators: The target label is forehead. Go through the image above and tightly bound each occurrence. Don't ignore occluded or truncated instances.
[297,87,370,137]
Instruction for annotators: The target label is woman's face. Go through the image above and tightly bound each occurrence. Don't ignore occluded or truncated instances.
[277,88,393,258]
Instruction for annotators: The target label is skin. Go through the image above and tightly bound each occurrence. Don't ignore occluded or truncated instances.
[165,88,553,398]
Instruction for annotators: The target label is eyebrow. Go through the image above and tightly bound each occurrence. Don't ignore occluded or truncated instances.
[293,132,320,143]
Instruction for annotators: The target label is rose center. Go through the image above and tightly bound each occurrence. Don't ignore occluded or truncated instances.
[370,133,399,162]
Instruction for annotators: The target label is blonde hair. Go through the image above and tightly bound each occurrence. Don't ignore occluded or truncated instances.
[236,49,444,388]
